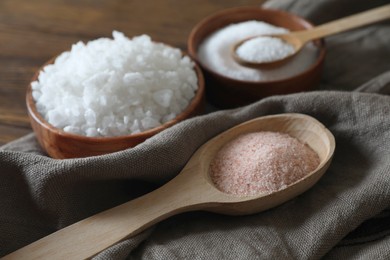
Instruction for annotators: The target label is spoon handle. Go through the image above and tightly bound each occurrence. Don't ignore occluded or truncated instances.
[296,4,390,42]
[2,169,211,260]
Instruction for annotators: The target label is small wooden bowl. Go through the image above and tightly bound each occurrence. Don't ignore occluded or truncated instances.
[188,6,326,108]
[27,58,205,159]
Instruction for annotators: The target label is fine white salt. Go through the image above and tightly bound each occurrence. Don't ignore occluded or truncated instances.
[236,36,295,63]
[209,131,320,196]
[197,20,318,81]
[32,31,198,137]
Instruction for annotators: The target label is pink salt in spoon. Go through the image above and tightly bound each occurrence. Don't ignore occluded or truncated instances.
[232,4,390,68]
[3,113,335,260]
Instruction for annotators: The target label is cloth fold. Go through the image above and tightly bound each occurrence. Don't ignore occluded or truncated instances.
[1,0,390,259]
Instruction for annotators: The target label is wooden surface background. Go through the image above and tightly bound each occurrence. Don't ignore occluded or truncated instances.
[0,0,265,146]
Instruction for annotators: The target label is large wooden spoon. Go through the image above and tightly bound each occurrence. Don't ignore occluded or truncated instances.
[233,4,390,68]
[3,113,335,259]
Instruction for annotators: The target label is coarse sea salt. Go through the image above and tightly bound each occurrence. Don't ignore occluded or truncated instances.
[209,131,320,196]
[197,20,318,81]
[32,31,198,137]
[236,36,295,63]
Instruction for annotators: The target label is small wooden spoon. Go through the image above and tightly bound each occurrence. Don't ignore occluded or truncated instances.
[3,113,335,260]
[233,4,390,68]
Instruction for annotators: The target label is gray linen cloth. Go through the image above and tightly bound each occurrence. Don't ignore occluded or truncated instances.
[1,0,390,259]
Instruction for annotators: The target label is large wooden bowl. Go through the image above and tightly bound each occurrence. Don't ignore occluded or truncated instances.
[188,6,326,108]
[27,59,205,159]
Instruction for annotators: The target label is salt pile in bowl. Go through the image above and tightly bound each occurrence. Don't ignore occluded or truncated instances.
[32,31,198,137]
[197,20,318,82]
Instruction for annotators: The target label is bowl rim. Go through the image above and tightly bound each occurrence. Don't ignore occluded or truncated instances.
[187,6,326,85]
[27,52,205,142]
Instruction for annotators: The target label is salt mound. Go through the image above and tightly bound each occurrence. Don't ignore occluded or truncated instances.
[32,31,198,137]
[236,36,295,63]
[197,20,319,81]
[210,131,320,196]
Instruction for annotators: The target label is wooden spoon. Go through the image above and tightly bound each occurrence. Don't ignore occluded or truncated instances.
[3,113,335,260]
[233,4,390,68]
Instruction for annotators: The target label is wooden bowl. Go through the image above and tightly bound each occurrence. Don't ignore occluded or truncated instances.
[188,6,326,108]
[27,58,205,159]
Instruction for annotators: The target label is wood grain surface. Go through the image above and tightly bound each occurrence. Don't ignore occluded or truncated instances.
[0,0,264,146]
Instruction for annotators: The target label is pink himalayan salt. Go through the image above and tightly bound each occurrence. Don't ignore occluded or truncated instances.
[210,131,320,196]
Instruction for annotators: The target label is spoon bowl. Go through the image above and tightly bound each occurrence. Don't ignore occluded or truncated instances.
[232,33,304,69]
[233,4,390,68]
[4,113,335,259]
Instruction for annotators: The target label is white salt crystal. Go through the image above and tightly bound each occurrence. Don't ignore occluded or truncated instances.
[31,81,39,90]
[63,125,81,135]
[47,109,66,128]
[123,116,130,124]
[123,72,144,85]
[182,83,196,100]
[85,128,98,137]
[177,98,189,111]
[169,102,182,115]
[162,113,176,123]
[130,119,144,133]
[84,109,96,125]
[32,90,41,100]
[153,89,173,107]
[134,107,144,118]
[32,31,198,137]
[141,117,161,129]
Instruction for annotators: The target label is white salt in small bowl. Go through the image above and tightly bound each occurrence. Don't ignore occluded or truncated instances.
[188,6,326,108]
[27,48,205,159]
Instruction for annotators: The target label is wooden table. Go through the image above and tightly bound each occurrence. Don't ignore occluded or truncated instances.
[0,0,264,146]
